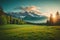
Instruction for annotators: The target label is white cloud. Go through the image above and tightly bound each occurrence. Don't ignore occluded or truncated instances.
[19,6,41,14]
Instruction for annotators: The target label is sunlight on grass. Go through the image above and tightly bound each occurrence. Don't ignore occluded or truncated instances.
[0,24,60,40]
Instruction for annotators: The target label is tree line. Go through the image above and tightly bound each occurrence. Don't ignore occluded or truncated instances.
[47,11,60,26]
[0,7,25,25]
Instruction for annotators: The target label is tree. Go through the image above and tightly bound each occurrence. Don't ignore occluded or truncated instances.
[49,14,54,25]
[18,18,25,24]
[0,15,7,25]
[0,6,7,25]
[55,11,60,25]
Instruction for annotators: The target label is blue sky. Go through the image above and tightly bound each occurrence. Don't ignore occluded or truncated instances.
[0,0,60,14]
[0,0,60,23]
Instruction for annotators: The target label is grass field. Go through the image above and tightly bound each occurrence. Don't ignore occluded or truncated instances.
[0,24,60,40]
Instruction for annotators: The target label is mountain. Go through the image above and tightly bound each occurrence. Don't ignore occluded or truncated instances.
[6,11,48,23]
[22,11,47,23]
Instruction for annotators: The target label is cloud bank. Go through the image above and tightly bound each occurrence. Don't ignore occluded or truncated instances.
[14,6,41,14]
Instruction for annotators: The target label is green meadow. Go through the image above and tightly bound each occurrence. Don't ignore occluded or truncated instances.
[0,24,60,40]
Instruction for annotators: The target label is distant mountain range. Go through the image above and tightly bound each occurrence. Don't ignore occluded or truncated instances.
[6,11,48,23]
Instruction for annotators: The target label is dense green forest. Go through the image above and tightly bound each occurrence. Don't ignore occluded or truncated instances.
[0,7,25,25]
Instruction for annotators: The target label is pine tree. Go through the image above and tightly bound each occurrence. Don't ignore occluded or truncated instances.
[56,11,60,25]
[49,14,53,25]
